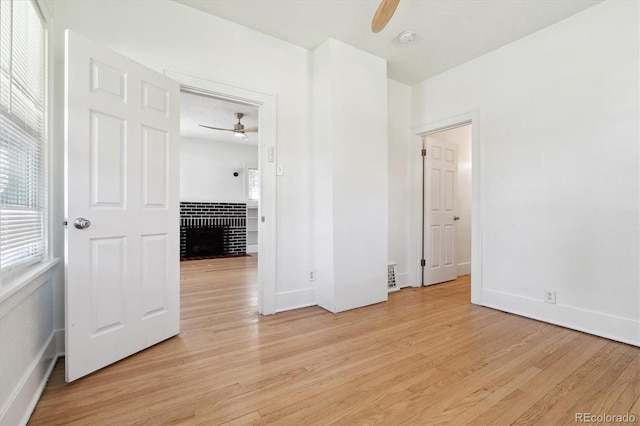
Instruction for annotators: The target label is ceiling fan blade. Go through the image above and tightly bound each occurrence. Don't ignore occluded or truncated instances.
[371,0,400,33]
[199,124,235,132]
[199,124,258,135]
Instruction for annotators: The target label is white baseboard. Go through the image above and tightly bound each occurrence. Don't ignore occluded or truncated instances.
[482,289,640,347]
[0,329,63,426]
[457,262,471,276]
[396,272,411,288]
[275,287,316,313]
[55,328,65,356]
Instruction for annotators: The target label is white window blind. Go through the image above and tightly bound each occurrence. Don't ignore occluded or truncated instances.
[0,0,47,274]
[247,168,259,201]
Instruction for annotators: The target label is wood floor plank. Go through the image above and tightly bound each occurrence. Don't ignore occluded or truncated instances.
[512,342,628,425]
[28,256,640,425]
[557,345,639,420]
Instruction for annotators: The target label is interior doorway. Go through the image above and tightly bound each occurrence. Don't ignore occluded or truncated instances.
[179,90,259,257]
[166,70,278,315]
[178,89,260,311]
[410,111,481,305]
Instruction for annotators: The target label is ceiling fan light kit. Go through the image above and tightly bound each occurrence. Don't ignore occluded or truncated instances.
[235,131,249,141]
[233,113,249,140]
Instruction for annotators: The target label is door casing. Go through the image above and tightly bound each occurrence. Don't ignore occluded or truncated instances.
[409,111,482,305]
[165,70,278,315]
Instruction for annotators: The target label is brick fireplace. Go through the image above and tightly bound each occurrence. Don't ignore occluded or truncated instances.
[180,202,246,259]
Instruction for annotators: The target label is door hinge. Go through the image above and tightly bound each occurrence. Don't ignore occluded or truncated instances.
[420,259,426,267]
[421,148,427,157]
[63,220,68,227]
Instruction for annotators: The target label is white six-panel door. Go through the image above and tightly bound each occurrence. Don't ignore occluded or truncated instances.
[424,137,458,285]
[64,30,180,381]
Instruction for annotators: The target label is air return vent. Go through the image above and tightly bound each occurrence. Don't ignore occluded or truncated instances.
[388,264,399,292]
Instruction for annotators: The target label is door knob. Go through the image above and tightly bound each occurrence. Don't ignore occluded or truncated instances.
[453,216,460,221]
[73,218,91,229]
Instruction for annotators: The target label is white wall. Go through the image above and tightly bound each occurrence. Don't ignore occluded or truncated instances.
[180,137,258,203]
[313,39,389,312]
[429,125,472,275]
[411,0,639,345]
[387,79,412,287]
[51,0,314,312]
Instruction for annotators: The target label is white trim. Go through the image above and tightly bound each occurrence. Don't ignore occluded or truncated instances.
[275,288,316,313]
[457,262,471,276]
[0,259,59,315]
[164,70,278,315]
[0,329,63,426]
[482,289,640,347]
[409,111,482,304]
[55,328,65,355]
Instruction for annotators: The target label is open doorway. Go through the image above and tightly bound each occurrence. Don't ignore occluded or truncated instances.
[178,90,260,315]
[62,33,278,382]
[410,111,481,305]
[179,90,259,259]
[166,70,278,315]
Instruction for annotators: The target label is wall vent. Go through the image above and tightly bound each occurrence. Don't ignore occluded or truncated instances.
[387,264,398,291]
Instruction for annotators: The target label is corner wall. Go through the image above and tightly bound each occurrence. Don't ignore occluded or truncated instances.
[411,0,639,345]
[387,79,412,287]
[313,39,389,312]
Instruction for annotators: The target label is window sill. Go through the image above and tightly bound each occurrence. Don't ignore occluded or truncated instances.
[0,259,60,318]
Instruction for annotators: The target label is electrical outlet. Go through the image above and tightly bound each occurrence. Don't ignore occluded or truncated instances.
[544,289,556,304]
[309,270,315,281]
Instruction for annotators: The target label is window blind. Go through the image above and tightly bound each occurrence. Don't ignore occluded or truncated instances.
[0,0,46,273]
[247,168,259,201]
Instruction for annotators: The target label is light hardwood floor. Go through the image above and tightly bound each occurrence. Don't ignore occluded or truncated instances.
[29,256,639,425]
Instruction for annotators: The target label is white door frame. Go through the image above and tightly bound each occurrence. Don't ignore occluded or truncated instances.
[409,110,482,305]
[164,70,277,315]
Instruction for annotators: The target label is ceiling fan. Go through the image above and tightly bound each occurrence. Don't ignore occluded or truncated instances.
[199,113,258,141]
[371,0,400,33]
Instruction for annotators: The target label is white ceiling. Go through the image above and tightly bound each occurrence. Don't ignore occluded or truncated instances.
[178,0,601,143]
[172,0,602,85]
[180,90,259,145]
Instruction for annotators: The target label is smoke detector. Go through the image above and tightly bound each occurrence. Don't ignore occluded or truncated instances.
[398,30,416,44]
